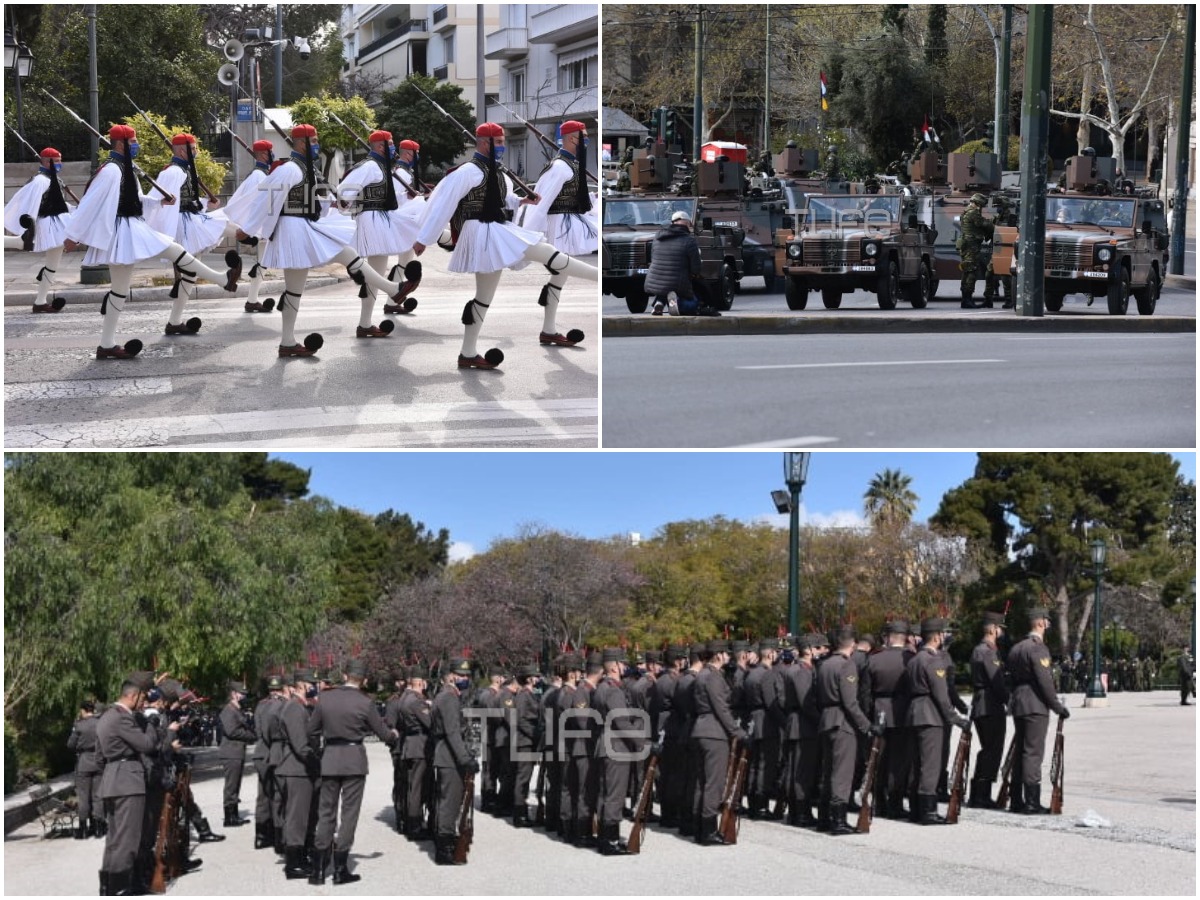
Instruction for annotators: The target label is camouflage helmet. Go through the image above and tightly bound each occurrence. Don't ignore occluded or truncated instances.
[970,192,987,207]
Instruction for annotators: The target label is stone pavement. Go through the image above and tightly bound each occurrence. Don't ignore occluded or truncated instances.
[3,691,1193,896]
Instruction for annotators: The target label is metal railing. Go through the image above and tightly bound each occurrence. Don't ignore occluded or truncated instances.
[356,19,427,61]
[433,6,448,24]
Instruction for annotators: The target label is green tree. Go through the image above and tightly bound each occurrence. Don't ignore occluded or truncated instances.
[116,112,228,198]
[287,94,379,157]
[932,453,1180,656]
[925,5,948,67]
[236,453,311,506]
[864,468,919,531]
[376,74,478,175]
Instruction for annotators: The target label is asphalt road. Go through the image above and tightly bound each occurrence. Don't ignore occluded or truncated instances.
[602,328,1195,447]
[4,691,1193,896]
[4,254,598,448]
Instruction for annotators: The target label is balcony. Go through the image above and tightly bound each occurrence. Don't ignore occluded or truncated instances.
[355,18,428,61]
[486,88,596,129]
[529,5,596,46]
[432,6,448,24]
[484,27,528,60]
[432,64,449,81]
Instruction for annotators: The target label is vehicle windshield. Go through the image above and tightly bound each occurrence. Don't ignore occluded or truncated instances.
[602,197,698,227]
[804,195,901,227]
[1046,197,1135,228]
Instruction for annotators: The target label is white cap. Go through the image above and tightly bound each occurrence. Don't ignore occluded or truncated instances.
[670,210,690,223]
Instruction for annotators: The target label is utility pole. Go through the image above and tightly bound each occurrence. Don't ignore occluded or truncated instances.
[693,5,703,162]
[764,6,771,154]
[274,3,284,107]
[1015,5,1053,317]
[1169,4,1194,275]
[87,4,99,169]
[994,5,1012,168]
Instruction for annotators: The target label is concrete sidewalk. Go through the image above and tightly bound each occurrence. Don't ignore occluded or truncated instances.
[3,690,1193,895]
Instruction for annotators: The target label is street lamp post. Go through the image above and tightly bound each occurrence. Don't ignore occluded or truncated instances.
[837,585,847,625]
[783,453,811,637]
[5,21,35,162]
[1085,538,1108,707]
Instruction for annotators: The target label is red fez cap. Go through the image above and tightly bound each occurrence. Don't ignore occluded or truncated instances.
[171,133,197,146]
[476,122,503,138]
[39,147,62,159]
[291,124,317,139]
[368,130,392,144]
[399,139,420,151]
[560,120,586,135]
[251,140,274,153]
[109,124,137,141]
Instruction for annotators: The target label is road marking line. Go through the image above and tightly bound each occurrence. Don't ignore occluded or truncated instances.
[736,436,840,448]
[199,424,597,448]
[5,377,172,402]
[736,359,1005,370]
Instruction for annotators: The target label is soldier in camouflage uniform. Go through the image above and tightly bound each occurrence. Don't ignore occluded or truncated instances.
[958,193,993,308]
[983,196,1014,308]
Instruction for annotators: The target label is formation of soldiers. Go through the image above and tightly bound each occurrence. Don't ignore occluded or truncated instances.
[4,115,597,369]
[78,607,1088,893]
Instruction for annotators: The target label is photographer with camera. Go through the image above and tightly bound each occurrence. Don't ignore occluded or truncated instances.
[219,681,257,828]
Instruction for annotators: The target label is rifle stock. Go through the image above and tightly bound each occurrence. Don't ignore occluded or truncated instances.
[534,761,546,825]
[855,731,886,833]
[626,753,659,854]
[717,740,749,845]
[946,720,972,824]
[1049,716,1065,815]
[996,737,1016,810]
[453,770,474,864]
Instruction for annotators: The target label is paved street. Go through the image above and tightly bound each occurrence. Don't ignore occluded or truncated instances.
[602,328,1195,448]
[4,691,1193,896]
[4,251,598,448]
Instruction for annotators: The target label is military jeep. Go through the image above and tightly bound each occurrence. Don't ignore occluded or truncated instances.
[776,193,938,310]
[601,194,744,314]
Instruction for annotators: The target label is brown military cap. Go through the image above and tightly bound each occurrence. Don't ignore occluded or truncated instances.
[601,647,624,664]
[806,633,830,649]
[920,617,948,635]
[228,680,247,694]
[516,663,540,678]
[982,611,1007,628]
[885,620,910,634]
[730,639,750,653]
[126,671,156,691]
[345,659,367,679]
[407,665,429,680]
[447,657,472,676]
[833,625,857,645]
[293,667,317,683]
[266,674,285,691]
[708,639,731,654]
[644,650,663,665]
[1028,607,1050,622]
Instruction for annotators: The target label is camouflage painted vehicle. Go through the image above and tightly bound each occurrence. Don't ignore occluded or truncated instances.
[775,193,938,310]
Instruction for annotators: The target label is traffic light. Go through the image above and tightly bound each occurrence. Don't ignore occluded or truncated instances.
[984,121,994,151]
[665,109,677,146]
[646,109,661,138]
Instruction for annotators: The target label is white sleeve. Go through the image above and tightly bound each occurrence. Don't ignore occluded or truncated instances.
[144,165,185,235]
[3,174,48,235]
[523,158,573,234]
[335,161,378,205]
[415,166,478,245]
[64,165,121,248]
[238,162,302,239]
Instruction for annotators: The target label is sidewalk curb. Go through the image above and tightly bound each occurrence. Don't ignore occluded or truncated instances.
[602,314,1196,336]
[1164,274,1196,290]
[5,276,347,307]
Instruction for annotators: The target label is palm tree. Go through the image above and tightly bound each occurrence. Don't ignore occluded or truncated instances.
[864,468,919,531]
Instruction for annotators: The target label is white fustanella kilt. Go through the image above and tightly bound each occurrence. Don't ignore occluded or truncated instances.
[543,212,598,256]
[448,219,542,274]
[82,216,173,266]
[175,210,230,255]
[262,212,356,269]
[33,213,73,253]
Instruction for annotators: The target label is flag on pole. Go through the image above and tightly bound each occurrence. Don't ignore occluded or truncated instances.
[820,71,829,111]
[922,114,931,144]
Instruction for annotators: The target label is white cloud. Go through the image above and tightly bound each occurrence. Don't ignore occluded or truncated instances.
[754,505,869,531]
[448,541,477,562]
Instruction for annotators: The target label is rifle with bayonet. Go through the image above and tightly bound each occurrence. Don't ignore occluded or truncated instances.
[122,93,219,202]
[946,715,973,824]
[410,83,537,199]
[39,89,175,203]
[349,111,431,196]
[493,99,598,185]
[213,118,256,159]
[4,123,82,203]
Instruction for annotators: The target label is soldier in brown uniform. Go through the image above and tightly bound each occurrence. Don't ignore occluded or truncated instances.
[904,619,970,825]
[968,611,1010,808]
[1007,607,1070,814]
[68,700,103,839]
[744,640,785,819]
[650,646,686,828]
[307,659,398,885]
[538,657,564,833]
[509,664,542,828]
[675,644,706,837]
[480,671,508,813]
[398,666,434,840]
[431,658,478,865]
[867,621,914,819]
[382,669,409,833]
[626,650,660,822]
[275,670,320,880]
[780,635,822,827]
[691,640,749,845]
[251,675,286,849]
[935,626,971,802]
[815,628,882,835]
[589,649,639,854]
[554,653,586,841]
[218,680,257,827]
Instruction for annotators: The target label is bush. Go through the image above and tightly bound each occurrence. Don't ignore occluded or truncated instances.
[953,136,1019,170]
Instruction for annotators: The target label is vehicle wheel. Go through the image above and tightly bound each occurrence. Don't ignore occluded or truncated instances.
[929,278,940,299]
[784,276,809,310]
[715,263,737,311]
[821,288,843,309]
[1134,266,1159,315]
[876,259,899,310]
[905,260,931,309]
[762,270,777,292]
[625,288,649,315]
[1106,264,1131,315]
[1044,291,1064,312]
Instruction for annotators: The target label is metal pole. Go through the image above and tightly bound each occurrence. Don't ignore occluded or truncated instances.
[693,5,703,162]
[275,3,284,107]
[476,5,485,126]
[996,5,1012,168]
[10,8,23,162]
[1169,4,1194,275]
[1015,4,1053,317]
[1086,562,1106,700]
[764,6,770,154]
[87,5,99,168]
[788,487,800,636]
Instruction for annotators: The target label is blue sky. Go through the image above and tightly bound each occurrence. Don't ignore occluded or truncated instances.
[274,452,1195,561]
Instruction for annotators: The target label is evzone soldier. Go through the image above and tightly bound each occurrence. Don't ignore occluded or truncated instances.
[1007,607,1070,814]
[68,700,103,839]
[411,122,598,370]
[250,674,286,850]
[520,119,595,347]
[431,657,479,866]
[143,132,229,336]
[275,669,320,880]
[306,659,398,886]
[217,680,256,828]
[221,139,279,313]
[3,146,74,312]
[234,123,421,358]
[398,666,434,841]
[743,640,785,820]
[651,647,686,829]
[816,627,883,836]
[383,138,427,315]
[968,611,1010,808]
[62,124,241,359]
[383,669,409,833]
[904,618,971,825]
[509,664,541,828]
[689,640,748,845]
[590,649,636,855]
[867,620,914,819]
[335,129,422,337]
